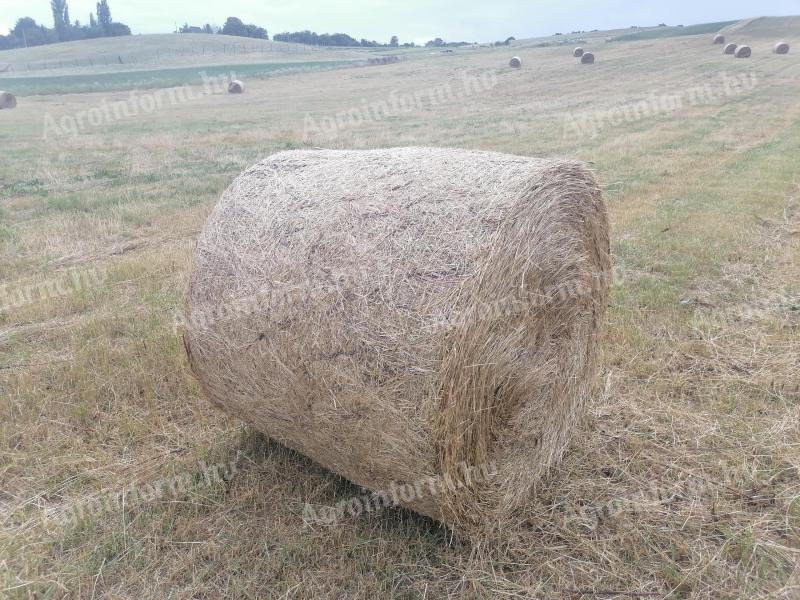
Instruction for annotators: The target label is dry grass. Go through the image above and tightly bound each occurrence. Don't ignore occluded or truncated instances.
[0,16,799,599]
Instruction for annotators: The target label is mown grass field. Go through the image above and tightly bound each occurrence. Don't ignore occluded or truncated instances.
[1,18,799,599]
[0,60,358,95]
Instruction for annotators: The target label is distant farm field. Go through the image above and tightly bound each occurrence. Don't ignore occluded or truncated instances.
[1,18,799,600]
[609,21,739,42]
[0,60,358,95]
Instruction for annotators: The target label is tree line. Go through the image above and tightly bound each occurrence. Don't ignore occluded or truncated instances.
[0,0,131,50]
[271,30,411,47]
[0,3,485,51]
[178,24,413,48]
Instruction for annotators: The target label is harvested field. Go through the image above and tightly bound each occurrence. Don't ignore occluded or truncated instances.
[1,15,799,600]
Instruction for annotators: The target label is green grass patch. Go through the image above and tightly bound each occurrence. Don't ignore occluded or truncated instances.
[609,21,738,43]
[0,59,358,95]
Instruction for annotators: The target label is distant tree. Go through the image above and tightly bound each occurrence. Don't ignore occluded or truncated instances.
[9,17,56,47]
[89,12,96,28]
[504,36,515,45]
[220,16,267,39]
[109,22,131,36]
[203,24,214,34]
[221,17,245,36]
[63,3,71,28]
[425,37,445,47]
[322,33,359,46]
[274,30,368,46]
[51,0,67,39]
[96,0,112,33]
[390,35,399,47]
[247,24,268,39]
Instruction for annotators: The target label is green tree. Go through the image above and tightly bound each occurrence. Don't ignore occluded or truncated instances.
[51,0,67,39]
[220,17,247,37]
[89,12,96,28]
[96,0,112,33]
[390,35,399,47]
[220,17,267,39]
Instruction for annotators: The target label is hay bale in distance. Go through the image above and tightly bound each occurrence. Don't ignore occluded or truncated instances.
[581,52,595,64]
[185,147,611,535]
[723,43,738,55]
[735,45,752,58]
[509,56,522,68]
[0,91,17,109]
[573,47,584,57]
[227,80,244,94]
[713,34,725,44]
[773,41,790,54]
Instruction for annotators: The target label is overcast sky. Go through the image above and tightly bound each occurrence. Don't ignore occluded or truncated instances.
[1,0,798,44]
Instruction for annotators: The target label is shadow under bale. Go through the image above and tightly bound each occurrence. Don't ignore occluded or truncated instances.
[184,147,611,538]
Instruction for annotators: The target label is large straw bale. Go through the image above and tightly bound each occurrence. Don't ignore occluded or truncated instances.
[773,42,790,54]
[185,147,611,535]
[0,91,16,109]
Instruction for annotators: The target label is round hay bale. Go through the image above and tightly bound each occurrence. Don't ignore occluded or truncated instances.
[734,45,752,58]
[723,43,738,55]
[581,52,595,64]
[573,47,584,57]
[0,91,17,110]
[773,41,790,55]
[713,34,725,45]
[509,56,522,68]
[227,80,244,94]
[185,147,611,535]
